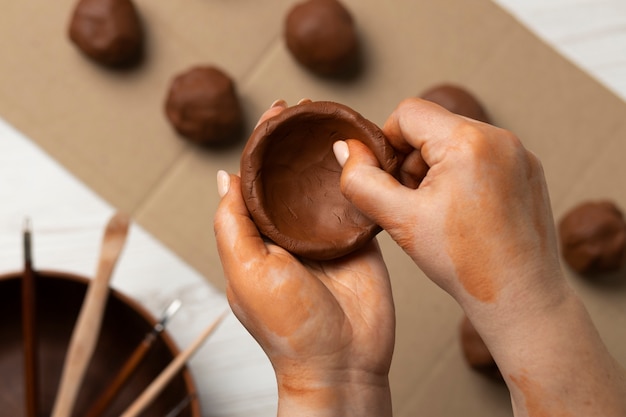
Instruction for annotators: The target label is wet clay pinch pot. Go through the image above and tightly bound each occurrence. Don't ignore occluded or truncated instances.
[0,270,200,417]
[240,100,398,260]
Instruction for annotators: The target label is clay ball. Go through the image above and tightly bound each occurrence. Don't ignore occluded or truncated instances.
[284,0,360,77]
[420,84,490,123]
[459,315,502,380]
[240,101,397,260]
[164,66,243,146]
[558,200,626,274]
[68,0,144,68]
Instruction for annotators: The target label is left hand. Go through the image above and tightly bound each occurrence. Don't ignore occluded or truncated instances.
[213,100,395,417]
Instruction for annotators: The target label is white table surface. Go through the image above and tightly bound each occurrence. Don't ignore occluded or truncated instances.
[0,122,278,417]
[1,1,625,416]
[493,0,626,102]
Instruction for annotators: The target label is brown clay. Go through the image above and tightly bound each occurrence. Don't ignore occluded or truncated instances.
[284,0,360,77]
[558,200,626,274]
[164,66,243,146]
[68,0,143,68]
[420,84,491,123]
[240,101,397,260]
[459,315,502,381]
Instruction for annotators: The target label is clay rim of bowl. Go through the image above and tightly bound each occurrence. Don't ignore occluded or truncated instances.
[240,100,398,260]
[0,270,201,416]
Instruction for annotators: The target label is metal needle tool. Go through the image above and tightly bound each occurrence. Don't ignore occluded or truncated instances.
[164,393,197,417]
[85,299,182,417]
[22,218,38,417]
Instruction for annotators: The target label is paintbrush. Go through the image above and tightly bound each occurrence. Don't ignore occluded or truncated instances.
[120,310,229,417]
[22,218,38,417]
[84,299,182,417]
[51,212,131,417]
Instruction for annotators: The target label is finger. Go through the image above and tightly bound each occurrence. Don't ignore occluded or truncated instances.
[336,139,416,233]
[215,173,303,328]
[398,149,428,189]
[383,97,466,164]
[214,172,269,271]
[255,99,288,128]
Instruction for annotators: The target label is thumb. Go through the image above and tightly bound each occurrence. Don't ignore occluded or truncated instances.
[334,139,415,234]
[214,172,269,270]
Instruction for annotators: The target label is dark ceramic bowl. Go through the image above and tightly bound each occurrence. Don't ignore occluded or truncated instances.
[0,270,200,417]
[241,100,397,260]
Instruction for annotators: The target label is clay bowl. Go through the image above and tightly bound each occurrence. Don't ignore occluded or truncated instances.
[0,270,200,417]
[241,100,397,260]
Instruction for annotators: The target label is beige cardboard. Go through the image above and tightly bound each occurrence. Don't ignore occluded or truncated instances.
[2,0,626,416]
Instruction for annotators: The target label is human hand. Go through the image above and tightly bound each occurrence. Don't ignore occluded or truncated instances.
[335,98,626,417]
[334,97,566,315]
[213,100,395,417]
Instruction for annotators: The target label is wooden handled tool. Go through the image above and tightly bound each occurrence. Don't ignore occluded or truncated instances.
[22,218,38,417]
[51,212,131,417]
[84,299,182,417]
[120,311,228,417]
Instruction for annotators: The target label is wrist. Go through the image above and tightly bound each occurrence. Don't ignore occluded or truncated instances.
[276,369,392,417]
[459,261,571,337]
[480,291,626,416]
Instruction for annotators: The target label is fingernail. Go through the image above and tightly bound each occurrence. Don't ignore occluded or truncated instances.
[297,98,312,105]
[270,99,287,109]
[217,170,231,197]
[333,141,349,167]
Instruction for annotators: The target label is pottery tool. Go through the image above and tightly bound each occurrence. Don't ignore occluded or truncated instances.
[22,218,38,417]
[51,212,131,417]
[164,393,197,417]
[120,310,229,417]
[84,299,182,417]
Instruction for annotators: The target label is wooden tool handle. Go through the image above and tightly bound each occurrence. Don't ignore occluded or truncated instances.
[22,220,38,417]
[84,332,157,417]
[51,212,130,417]
[120,311,228,417]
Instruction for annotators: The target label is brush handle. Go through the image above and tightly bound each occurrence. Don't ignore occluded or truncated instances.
[120,311,228,417]
[22,219,38,417]
[84,331,158,417]
[22,262,38,417]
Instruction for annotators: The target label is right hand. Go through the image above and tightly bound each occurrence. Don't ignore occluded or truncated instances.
[336,97,626,417]
[335,98,566,313]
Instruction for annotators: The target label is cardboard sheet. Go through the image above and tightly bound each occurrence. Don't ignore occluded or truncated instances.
[2,0,626,416]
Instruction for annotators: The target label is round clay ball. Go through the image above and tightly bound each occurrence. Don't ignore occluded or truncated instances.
[240,101,397,260]
[284,0,360,77]
[459,316,502,380]
[558,200,626,274]
[164,66,243,146]
[68,0,144,68]
[420,84,490,123]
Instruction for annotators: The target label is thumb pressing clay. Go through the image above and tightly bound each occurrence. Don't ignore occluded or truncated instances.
[240,101,397,260]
